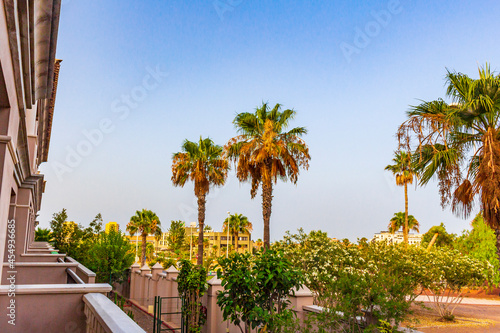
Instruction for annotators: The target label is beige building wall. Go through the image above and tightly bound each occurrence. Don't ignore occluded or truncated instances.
[126,225,255,259]
[371,231,423,245]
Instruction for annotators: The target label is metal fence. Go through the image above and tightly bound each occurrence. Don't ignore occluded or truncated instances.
[153,296,185,333]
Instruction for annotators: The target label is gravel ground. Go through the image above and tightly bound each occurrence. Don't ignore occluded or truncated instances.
[408,304,500,333]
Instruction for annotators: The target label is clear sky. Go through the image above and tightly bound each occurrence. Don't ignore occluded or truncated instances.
[38,0,500,241]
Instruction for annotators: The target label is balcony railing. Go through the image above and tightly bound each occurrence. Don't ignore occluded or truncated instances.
[84,293,144,333]
[0,242,146,332]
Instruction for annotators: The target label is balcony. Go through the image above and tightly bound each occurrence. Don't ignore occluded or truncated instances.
[0,242,145,332]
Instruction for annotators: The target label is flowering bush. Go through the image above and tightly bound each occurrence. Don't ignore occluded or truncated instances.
[420,247,493,319]
[274,229,494,330]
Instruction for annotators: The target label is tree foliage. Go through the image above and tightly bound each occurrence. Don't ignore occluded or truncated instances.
[217,250,303,333]
[223,213,253,252]
[49,209,102,260]
[274,229,493,329]
[48,209,133,284]
[421,223,456,248]
[388,212,419,234]
[167,220,186,252]
[385,151,418,244]
[84,230,135,284]
[177,259,208,332]
[398,64,500,268]
[127,209,162,266]
[225,103,310,248]
[172,137,229,266]
[455,213,500,284]
[34,227,53,242]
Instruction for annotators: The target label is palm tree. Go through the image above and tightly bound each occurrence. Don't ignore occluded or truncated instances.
[225,103,310,249]
[254,239,263,251]
[171,137,229,266]
[398,64,500,268]
[35,227,53,242]
[388,212,420,234]
[385,151,417,244]
[127,209,162,266]
[223,213,253,252]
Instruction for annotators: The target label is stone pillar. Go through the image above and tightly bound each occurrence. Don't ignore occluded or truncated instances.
[165,265,179,297]
[205,277,239,333]
[288,285,315,324]
[129,263,141,300]
[165,266,179,322]
[140,264,151,307]
[6,187,31,262]
[151,262,163,298]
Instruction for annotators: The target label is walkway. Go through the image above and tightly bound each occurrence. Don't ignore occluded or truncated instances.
[414,295,500,305]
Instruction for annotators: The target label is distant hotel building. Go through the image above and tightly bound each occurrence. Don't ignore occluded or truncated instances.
[371,231,423,245]
[126,221,254,256]
[105,221,119,233]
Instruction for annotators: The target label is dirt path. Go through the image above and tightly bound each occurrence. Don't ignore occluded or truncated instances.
[412,304,500,333]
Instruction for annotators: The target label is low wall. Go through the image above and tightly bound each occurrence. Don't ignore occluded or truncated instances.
[84,293,144,333]
[0,284,111,332]
[19,253,66,262]
[1,262,78,284]
[128,263,315,333]
[65,257,97,284]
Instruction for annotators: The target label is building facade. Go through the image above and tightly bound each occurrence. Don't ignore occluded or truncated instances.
[105,221,120,233]
[126,222,255,257]
[371,231,423,245]
[0,1,143,331]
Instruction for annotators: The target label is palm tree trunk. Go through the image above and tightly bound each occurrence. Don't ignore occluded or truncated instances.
[234,231,239,253]
[495,228,500,279]
[404,183,409,244]
[262,179,273,249]
[197,193,206,266]
[141,234,147,266]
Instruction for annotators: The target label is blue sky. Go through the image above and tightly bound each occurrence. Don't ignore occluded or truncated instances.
[39,0,500,241]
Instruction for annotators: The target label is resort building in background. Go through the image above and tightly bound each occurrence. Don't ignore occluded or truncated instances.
[371,231,423,245]
[124,221,254,256]
[105,221,120,233]
[0,1,143,331]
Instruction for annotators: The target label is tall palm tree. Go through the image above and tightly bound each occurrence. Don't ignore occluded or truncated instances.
[225,103,310,249]
[388,212,420,234]
[127,209,162,266]
[171,137,229,266]
[398,64,500,268]
[385,151,416,244]
[223,213,253,252]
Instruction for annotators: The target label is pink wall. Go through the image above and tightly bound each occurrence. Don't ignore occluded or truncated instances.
[128,263,314,333]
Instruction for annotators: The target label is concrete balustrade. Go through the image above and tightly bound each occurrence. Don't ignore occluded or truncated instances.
[1,262,78,284]
[0,284,111,332]
[128,263,316,333]
[83,293,144,333]
[19,253,66,262]
[140,264,151,308]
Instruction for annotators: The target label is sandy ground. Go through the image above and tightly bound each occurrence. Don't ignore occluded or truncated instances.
[405,304,500,333]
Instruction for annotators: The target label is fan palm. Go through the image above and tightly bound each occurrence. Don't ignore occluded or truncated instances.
[171,137,229,266]
[225,103,310,248]
[388,212,420,234]
[385,151,417,243]
[223,213,253,252]
[126,209,162,266]
[35,227,53,242]
[398,64,500,268]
